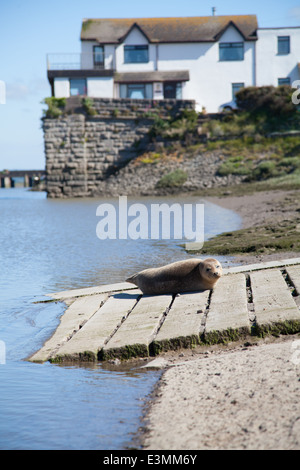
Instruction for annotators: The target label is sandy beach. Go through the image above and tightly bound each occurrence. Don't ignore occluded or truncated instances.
[141,188,300,450]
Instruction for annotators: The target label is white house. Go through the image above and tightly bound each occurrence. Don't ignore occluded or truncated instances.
[47,15,300,113]
[256,27,300,87]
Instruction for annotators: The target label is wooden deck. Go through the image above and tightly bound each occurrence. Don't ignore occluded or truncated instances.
[29,258,300,363]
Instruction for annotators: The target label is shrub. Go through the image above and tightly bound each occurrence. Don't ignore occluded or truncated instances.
[156,169,188,188]
[82,97,97,116]
[279,156,300,172]
[252,161,278,180]
[235,85,296,118]
[43,97,66,118]
[149,108,199,139]
[217,156,252,176]
[149,115,169,138]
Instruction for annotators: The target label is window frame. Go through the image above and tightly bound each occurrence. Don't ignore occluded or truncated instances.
[93,45,104,68]
[124,45,149,64]
[163,82,182,99]
[219,42,244,61]
[278,77,291,86]
[232,82,244,101]
[69,78,87,96]
[119,83,153,99]
[277,36,290,55]
[127,83,146,99]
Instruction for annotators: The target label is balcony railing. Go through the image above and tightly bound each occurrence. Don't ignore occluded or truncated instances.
[47,53,112,71]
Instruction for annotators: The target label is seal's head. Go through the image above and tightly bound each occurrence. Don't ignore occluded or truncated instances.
[199,258,222,286]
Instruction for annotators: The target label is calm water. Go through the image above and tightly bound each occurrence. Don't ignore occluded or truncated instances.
[0,188,241,450]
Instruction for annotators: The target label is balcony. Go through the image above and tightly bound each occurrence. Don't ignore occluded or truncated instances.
[46,53,113,71]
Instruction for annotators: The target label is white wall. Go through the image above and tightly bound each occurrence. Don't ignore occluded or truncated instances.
[87,77,114,97]
[157,26,255,112]
[54,78,70,98]
[115,27,156,72]
[81,41,114,69]
[256,27,300,86]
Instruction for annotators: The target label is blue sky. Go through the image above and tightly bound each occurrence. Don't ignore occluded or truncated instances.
[0,0,299,170]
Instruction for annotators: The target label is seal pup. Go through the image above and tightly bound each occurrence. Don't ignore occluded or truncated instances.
[126,258,222,295]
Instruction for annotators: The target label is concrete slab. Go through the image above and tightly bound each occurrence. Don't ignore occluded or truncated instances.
[28,259,300,363]
[286,265,300,296]
[51,290,141,362]
[48,282,136,301]
[250,268,300,335]
[30,294,107,362]
[223,257,300,275]
[205,273,250,343]
[152,291,210,354]
[102,294,173,360]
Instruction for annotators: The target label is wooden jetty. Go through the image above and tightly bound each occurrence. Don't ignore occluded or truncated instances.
[29,258,300,363]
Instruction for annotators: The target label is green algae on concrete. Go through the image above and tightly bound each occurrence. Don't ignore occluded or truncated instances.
[203,326,250,345]
[50,350,98,363]
[152,334,202,355]
[100,343,149,361]
[255,320,300,338]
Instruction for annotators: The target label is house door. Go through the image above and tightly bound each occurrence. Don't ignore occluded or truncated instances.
[163,82,177,99]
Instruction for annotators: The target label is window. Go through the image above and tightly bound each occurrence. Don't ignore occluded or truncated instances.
[278,77,291,86]
[119,83,152,99]
[127,84,145,99]
[163,82,182,99]
[93,46,104,68]
[232,83,244,100]
[124,45,149,63]
[278,36,290,55]
[219,42,244,61]
[70,79,86,96]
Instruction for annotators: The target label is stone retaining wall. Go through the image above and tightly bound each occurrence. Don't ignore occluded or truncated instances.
[43,98,195,198]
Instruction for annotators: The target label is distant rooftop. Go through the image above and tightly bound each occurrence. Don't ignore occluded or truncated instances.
[80,15,258,43]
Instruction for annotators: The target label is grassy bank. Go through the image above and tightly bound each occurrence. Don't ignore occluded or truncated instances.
[196,218,300,256]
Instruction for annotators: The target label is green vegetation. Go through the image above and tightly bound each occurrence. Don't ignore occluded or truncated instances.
[146,85,300,185]
[213,136,300,182]
[194,218,300,256]
[82,97,97,116]
[140,152,163,164]
[42,85,300,187]
[255,320,300,338]
[42,97,66,118]
[203,327,250,345]
[156,169,188,188]
[149,109,199,140]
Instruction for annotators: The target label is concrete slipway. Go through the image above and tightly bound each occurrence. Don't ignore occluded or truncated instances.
[29,258,300,364]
